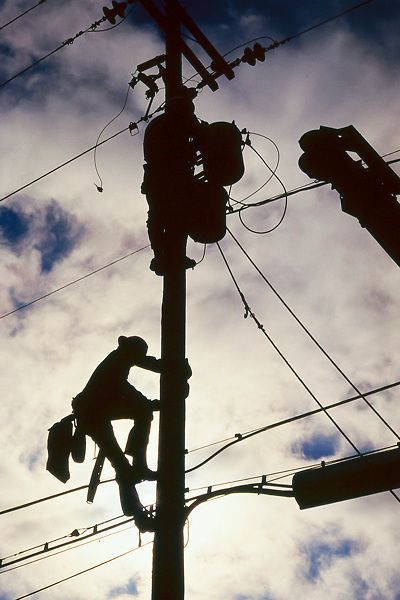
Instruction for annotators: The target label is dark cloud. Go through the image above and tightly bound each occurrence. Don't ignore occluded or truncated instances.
[0,206,29,247]
[34,200,84,273]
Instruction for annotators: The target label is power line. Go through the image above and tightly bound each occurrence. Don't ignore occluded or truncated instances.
[1,382,398,518]
[231,165,399,216]
[214,244,400,503]
[1,513,124,564]
[0,1,382,205]
[0,124,130,204]
[216,242,360,453]
[0,523,136,574]
[229,131,281,207]
[202,0,378,89]
[185,381,400,473]
[282,0,376,45]
[1,515,137,570]
[0,245,149,321]
[187,442,399,493]
[238,141,288,234]
[230,181,326,214]
[229,154,400,215]
[0,100,166,205]
[227,228,400,441]
[0,478,114,517]
[13,541,153,600]
[0,0,50,33]
[186,379,400,455]
[0,13,107,91]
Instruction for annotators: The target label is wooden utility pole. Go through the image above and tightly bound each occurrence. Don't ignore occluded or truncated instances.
[151,1,187,598]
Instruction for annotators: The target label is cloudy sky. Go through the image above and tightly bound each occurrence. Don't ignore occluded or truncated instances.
[0,0,400,598]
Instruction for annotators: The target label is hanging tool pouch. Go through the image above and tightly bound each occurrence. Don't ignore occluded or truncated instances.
[46,415,74,483]
[71,423,86,463]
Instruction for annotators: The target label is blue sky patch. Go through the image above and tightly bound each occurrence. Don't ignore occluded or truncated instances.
[0,206,29,247]
[110,579,138,596]
[293,432,339,460]
[305,539,358,581]
[34,201,84,273]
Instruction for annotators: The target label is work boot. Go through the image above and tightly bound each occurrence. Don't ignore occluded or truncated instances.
[150,256,166,276]
[134,508,156,533]
[131,463,158,482]
[117,480,155,531]
[150,255,196,276]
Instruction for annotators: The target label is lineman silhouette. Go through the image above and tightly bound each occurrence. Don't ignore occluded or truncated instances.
[72,335,161,531]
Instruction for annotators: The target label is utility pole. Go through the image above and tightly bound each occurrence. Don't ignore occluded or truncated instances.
[151,1,186,598]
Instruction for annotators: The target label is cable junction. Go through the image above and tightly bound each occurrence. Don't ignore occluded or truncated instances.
[185,381,400,472]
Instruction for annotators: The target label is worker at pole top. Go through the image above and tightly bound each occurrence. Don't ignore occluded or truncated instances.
[141,86,199,275]
[72,336,162,525]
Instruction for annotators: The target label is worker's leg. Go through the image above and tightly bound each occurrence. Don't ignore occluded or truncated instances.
[87,421,132,482]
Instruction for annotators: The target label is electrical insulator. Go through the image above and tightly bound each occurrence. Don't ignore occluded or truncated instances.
[103,1,128,24]
[199,121,244,186]
[242,43,266,66]
[187,182,228,244]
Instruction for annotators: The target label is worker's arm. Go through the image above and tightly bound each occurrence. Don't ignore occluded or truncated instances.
[136,356,192,378]
[136,355,162,373]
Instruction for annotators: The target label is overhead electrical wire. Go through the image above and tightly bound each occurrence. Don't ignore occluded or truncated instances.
[215,243,400,503]
[0,100,166,205]
[238,141,288,234]
[0,245,150,322]
[227,228,400,440]
[187,442,400,493]
[12,541,153,600]
[185,381,400,472]
[1,513,125,563]
[1,381,398,519]
[280,0,376,46]
[0,523,136,574]
[0,0,50,33]
[229,131,281,208]
[0,0,380,204]
[230,180,327,214]
[0,478,114,517]
[0,124,129,204]
[216,242,360,453]
[0,13,108,91]
[227,228,400,441]
[0,515,137,570]
[93,85,132,192]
